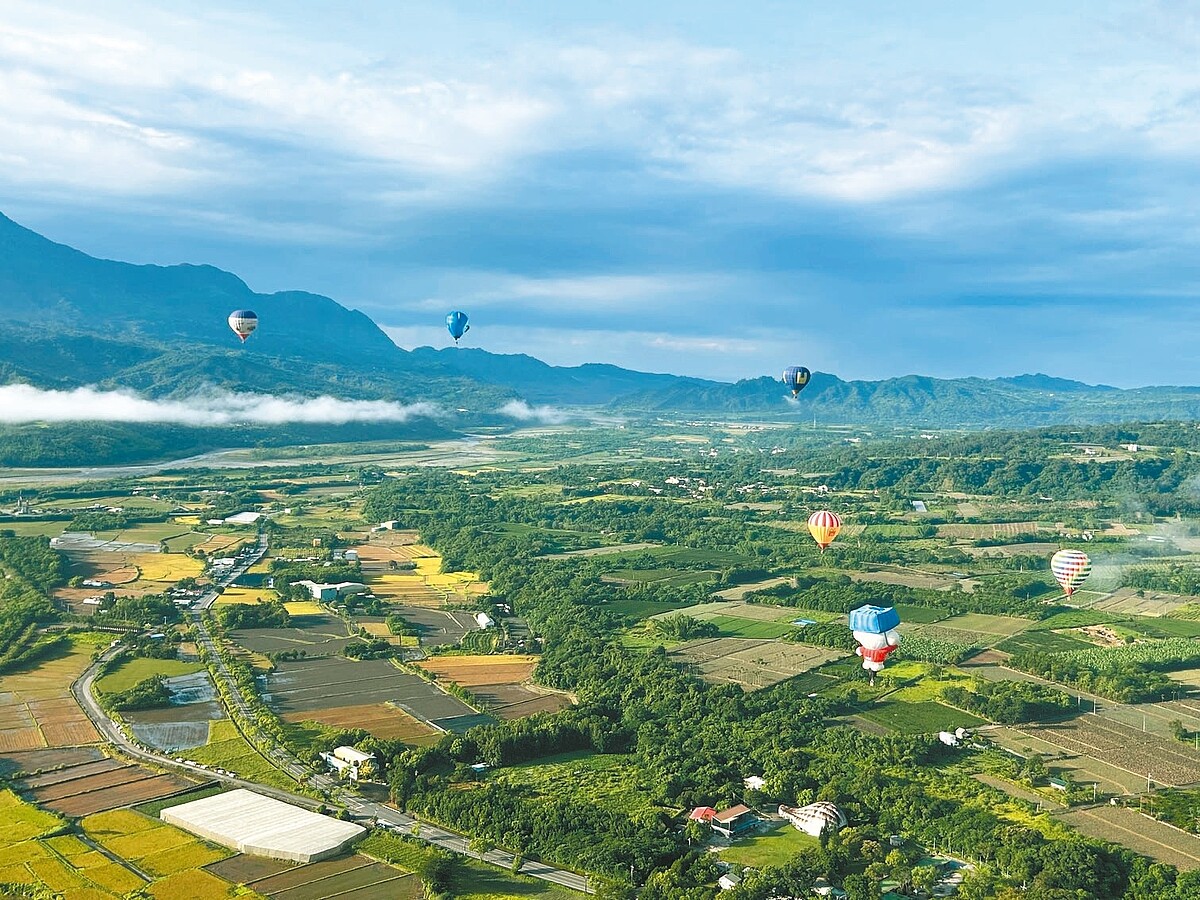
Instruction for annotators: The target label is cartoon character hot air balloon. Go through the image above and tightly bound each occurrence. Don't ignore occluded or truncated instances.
[1051,549,1092,597]
[783,366,811,398]
[228,310,258,343]
[850,605,901,685]
[446,311,470,345]
[808,510,842,551]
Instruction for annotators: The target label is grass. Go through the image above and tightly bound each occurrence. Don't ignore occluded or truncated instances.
[600,598,697,619]
[356,831,427,872]
[94,657,203,695]
[184,720,298,792]
[456,858,584,898]
[719,824,819,867]
[858,700,986,735]
[491,751,663,814]
[603,568,716,586]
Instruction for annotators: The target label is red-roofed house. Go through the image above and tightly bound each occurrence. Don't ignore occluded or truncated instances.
[688,806,717,822]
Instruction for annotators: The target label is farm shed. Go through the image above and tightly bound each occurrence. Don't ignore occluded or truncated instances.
[161,789,364,863]
[711,804,758,838]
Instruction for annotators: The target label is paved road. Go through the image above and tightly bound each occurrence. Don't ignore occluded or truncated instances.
[71,532,592,895]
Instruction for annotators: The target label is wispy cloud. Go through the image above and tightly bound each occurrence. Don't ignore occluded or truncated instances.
[0,384,437,425]
[498,400,570,424]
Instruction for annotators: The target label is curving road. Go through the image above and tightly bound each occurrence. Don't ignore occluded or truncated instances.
[71,533,592,895]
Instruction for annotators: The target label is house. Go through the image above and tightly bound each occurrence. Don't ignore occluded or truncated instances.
[743,775,767,791]
[320,746,377,782]
[938,731,960,747]
[475,612,495,629]
[343,549,359,562]
[688,807,717,823]
[779,802,847,838]
[711,804,758,838]
[373,521,399,531]
[718,873,741,890]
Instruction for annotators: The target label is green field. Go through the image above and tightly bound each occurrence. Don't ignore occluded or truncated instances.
[996,631,1094,655]
[706,615,799,639]
[185,720,297,791]
[95,657,204,695]
[602,598,698,619]
[858,700,987,735]
[604,568,716,586]
[491,751,666,814]
[892,604,950,624]
[719,823,819,867]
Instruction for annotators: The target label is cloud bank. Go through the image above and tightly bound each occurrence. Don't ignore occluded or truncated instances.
[0,384,437,425]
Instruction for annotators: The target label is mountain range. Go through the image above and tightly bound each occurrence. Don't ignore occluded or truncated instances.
[3,210,1200,429]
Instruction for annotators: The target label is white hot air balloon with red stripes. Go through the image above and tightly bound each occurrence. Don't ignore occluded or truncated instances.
[1051,549,1092,597]
[807,510,842,552]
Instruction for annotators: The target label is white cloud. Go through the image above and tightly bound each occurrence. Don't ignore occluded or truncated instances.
[0,384,438,425]
[498,400,569,424]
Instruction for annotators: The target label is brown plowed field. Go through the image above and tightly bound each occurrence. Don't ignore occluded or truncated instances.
[0,746,104,777]
[51,774,196,817]
[1018,714,1200,787]
[206,854,295,884]
[670,638,842,690]
[249,854,370,893]
[416,655,538,686]
[1057,806,1200,870]
[280,702,440,744]
[17,757,197,816]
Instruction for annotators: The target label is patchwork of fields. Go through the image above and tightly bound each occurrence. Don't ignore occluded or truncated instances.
[1056,805,1200,871]
[213,852,421,899]
[670,638,842,690]
[268,656,489,733]
[0,637,101,752]
[417,655,570,719]
[14,756,198,817]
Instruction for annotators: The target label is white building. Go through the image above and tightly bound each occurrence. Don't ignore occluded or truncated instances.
[224,512,263,525]
[718,874,741,890]
[475,612,495,629]
[779,801,847,838]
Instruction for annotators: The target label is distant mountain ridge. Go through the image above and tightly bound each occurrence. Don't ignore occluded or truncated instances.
[3,211,1200,427]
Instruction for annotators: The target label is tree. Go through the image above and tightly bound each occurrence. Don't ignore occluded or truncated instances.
[468,836,494,861]
[912,864,940,894]
[843,873,880,900]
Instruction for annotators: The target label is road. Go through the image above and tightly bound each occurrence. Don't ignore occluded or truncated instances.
[71,532,592,894]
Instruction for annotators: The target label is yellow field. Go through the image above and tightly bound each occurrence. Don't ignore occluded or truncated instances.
[0,789,63,842]
[283,600,324,616]
[215,587,275,605]
[132,553,204,583]
[192,534,246,555]
[147,867,246,900]
[82,809,232,879]
[173,515,202,525]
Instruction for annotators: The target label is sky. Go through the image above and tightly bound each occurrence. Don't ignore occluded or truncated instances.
[3,1,1200,386]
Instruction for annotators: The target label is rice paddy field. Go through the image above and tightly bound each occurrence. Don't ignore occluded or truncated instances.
[267,655,489,733]
[0,635,103,752]
[83,809,231,878]
[215,586,276,605]
[223,852,420,899]
[94,658,204,696]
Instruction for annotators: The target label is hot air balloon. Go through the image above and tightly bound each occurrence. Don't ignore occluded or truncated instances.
[228,310,258,343]
[850,605,901,685]
[808,510,842,551]
[782,366,811,397]
[446,311,470,345]
[1051,549,1092,596]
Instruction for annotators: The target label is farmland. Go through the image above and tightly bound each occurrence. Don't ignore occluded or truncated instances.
[184,720,297,791]
[13,755,198,816]
[1056,805,1200,870]
[267,655,488,732]
[669,638,843,690]
[416,655,571,719]
[857,700,986,735]
[0,635,102,751]
[221,852,419,899]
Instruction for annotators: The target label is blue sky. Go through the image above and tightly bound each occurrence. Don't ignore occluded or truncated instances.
[3,1,1200,385]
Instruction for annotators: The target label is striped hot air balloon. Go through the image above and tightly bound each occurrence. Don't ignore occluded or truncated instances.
[1051,549,1092,596]
[228,310,258,343]
[807,510,842,551]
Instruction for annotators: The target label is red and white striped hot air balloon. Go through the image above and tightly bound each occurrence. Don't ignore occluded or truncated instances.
[807,510,842,552]
[1051,549,1092,596]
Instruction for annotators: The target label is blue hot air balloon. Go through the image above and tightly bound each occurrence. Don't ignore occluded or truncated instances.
[446,311,470,345]
[782,366,811,397]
